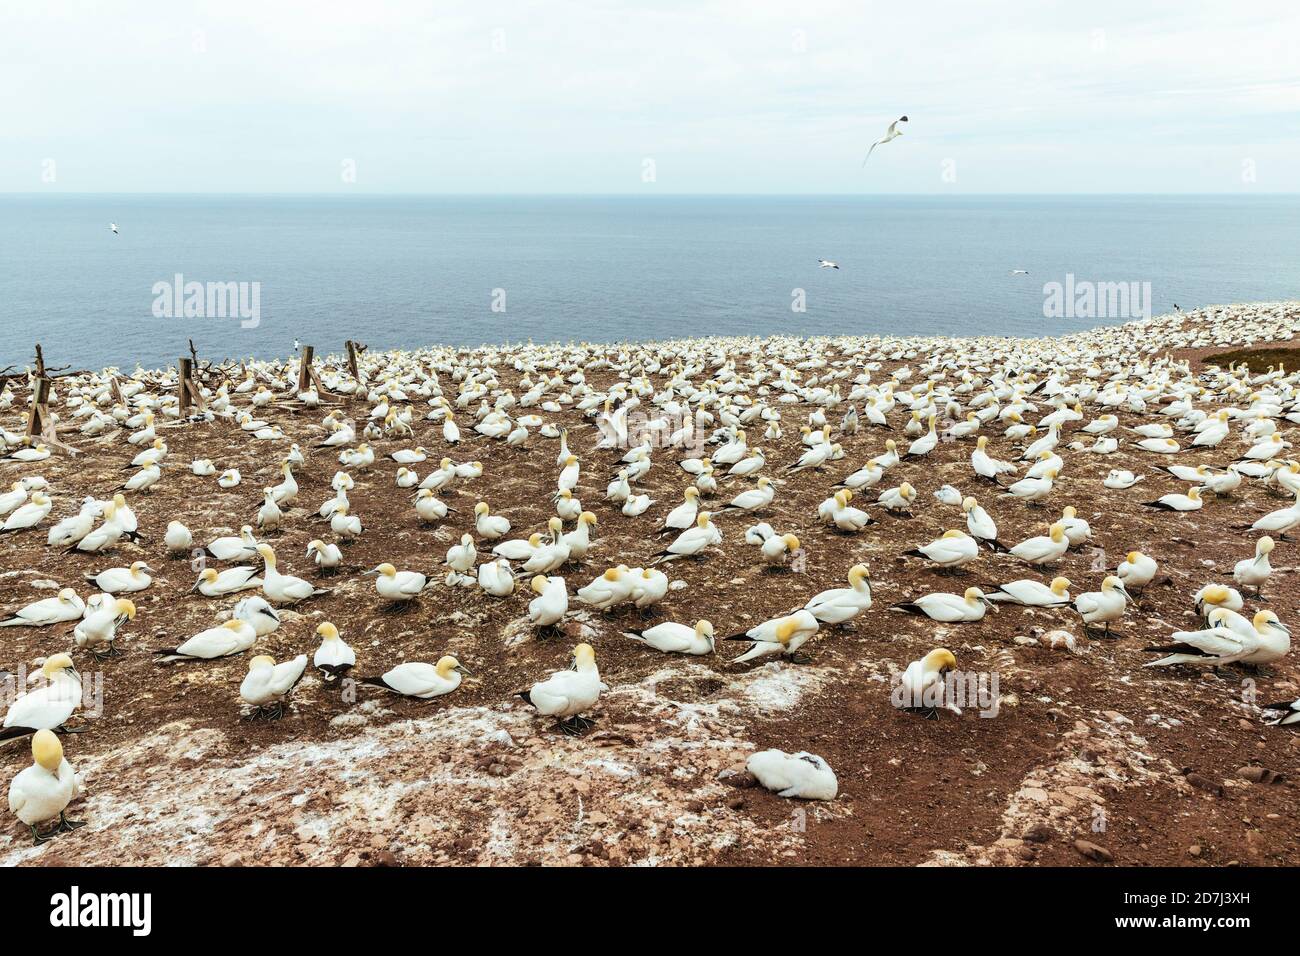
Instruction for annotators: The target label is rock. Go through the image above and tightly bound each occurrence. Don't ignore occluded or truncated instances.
[1073,839,1113,863]
[1236,766,1284,785]
[726,795,746,810]
[371,849,400,867]
[725,770,758,789]
[1022,823,1055,844]
[1188,845,1202,858]
[1184,772,1224,796]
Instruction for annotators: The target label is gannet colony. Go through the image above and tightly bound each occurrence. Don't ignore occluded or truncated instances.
[1,301,1298,866]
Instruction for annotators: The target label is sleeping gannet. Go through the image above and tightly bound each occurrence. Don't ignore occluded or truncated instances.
[652,512,720,563]
[164,520,193,554]
[234,595,281,636]
[1008,522,1069,565]
[987,576,1071,607]
[7,730,83,844]
[83,561,152,594]
[516,643,606,735]
[193,566,262,597]
[363,656,468,698]
[1117,550,1159,598]
[205,526,261,562]
[905,529,979,569]
[239,654,309,719]
[896,648,962,716]
[746,750,838,800]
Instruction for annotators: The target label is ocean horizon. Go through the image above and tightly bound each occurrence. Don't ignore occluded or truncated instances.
[3,193,1298,372]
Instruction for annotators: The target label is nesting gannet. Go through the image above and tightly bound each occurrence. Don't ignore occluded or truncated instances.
[363,656,469,699]
[624,619,714,655]
[445,534,477,574]
[722,476,774,513]
[877,482,917,514]
[761,532,801,567]
[155,619,257,662]
[1,492,52,532]
[516,643,607,735]
[256,544,329,604]
[0,588,85,627]
[999,469,1057,504]
[1074,575,1129,636]
[961,496,1004,550]
[1009,522,1069,565]
[1,654,81,737]
[366,563,428,602]
[478,558,516,597]
[577,566,635,609]
[474,502,511,540]
[1117,550,1159,598]
[312,622,355,682]
[891,587,992,623]
[804,564,872,625]
[987,576,1071,607]
[1234,536,1275,595]
[896,648,962,717]
[1104,469,1142,490]
[1143,486,1204,512]
[239,654,309,719]
[905,529,979,569]
[746,750,838,800]
[46,499,100,548]
[83,561,152,594]
[1142,608,1261,668]
[725,609,820,664]
[7,730,83,844]
[192,566,262,597]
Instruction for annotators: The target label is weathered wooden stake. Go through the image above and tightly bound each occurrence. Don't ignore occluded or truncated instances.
[346,340,361,382]
[25,377,50,439]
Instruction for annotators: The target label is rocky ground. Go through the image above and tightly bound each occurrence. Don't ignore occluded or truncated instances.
[1,312,1298,867]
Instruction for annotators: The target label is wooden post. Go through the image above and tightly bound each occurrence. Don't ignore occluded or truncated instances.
[177,357,206,417]
[25,377,50,439]
[298,345,315,393]
[346,340,360,382]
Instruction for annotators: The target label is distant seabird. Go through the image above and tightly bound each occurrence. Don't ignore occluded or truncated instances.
[863,115,908,165]
[818,259,840,269]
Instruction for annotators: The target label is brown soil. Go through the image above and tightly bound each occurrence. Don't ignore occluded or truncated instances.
[1,338,1299,867]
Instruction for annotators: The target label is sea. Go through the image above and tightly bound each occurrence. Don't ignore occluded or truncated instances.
[1,194,1297,373]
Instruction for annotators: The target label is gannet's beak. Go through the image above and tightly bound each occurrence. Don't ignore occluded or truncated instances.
[454,664,472,676]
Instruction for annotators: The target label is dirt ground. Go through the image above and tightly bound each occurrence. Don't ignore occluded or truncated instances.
[1,315,1299,867]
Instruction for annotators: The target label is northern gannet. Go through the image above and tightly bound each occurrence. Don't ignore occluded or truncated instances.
[623,619,714,655]
[1234,536,1274,595]
[891,587,993,623]
[516,643,606,735]
[725,609,820,664]
[746,750,838,800]
[862,114,907,165]
[239,654,309,719]
[7,730,83,844]
[803,564,873,625]
[154,619,257,661]
[313,622,355,682]
[366,563,428,602]
[1,654,81,738]
[904,529,979,569]
[73,596,135,658]
[0,588,84,627]
[1074,575,1129,636]
[896,648,962,716]
[192,566,262,597]
[363,656,469,698]
[987,576,1071,606]
[83,561,152,594]
[256,544,330,604]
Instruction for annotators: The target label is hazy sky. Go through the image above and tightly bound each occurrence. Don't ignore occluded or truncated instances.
[4,1,1298,193]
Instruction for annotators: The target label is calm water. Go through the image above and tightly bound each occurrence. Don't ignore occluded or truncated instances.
[1,195,1297,372]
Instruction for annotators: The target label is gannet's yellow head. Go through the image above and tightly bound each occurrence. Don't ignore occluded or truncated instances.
[695,620,714,641]
[580,511,597,526]
[775,617,799,643]
[112,493,127,509]
[375,563,397,577]
[900,482,915,498]
[564,454,578,466]
[757,476,771,489]
[848,564,871,585]
[548,516,564,534]
[1201,584,1230,606]
[222,619,247,632]
[197,568,219,585]
[316,622,339,640]
[256,543,276,565]
[885,439,896,451]
[962,496,978,512]
[684,486,700,501]
[1049,522,1066,543]
[1050,576,1071,595]
[602,567,622,582]
[573,643,596,667]
[114,598,137,620]
[1102,575,1124,592]
[977,435,989,449]
[1125,550,1142,564]
[940,529,964,539]
[32,729,62,773]
[696,512,711,528]
[58,588,78,602]
[248,655,275,670]
[557,488,572,501]
[531,575,549,594]
[42,653,75,678]
[440,457,453,469]
[924,648,958,673]
[435,656,465,678]
[1062,506,1077,519]
[474,502,490,516]
[1253,609,1283,630]
[1259,536,1275,555]
[782,533,801,550]
[963,587,986,604]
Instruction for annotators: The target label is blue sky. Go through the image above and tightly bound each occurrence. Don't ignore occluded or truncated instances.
[3,0,1298,193]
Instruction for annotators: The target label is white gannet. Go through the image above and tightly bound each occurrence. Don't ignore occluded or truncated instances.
[652,512,720,563]
[0,588,85,628]
[1117,550,1159,599]
[313,622,355,682]
[1143,486,1204,512]
[896,648,962,716]
[83,561,152,594]
[803,564,873,625]
[239,654,309,719]
[73,596,135,658]
[746,750,838,800]
[891,587,992,623]
[155,618,257,662]
[862,114,907,165]
[1074,575,1130,636]
[1008,522,1069,565]
[1234,536,1274,596]
[362,656,469,698]
[7,730,83,844]
[192,566,262,597]
[904,529,979,569]
[365,563,428,602]
[528,574,568,629]
[164,520,193,554]
[987,576,1071,607]
[306,538,343,572]
[725,609,820,664]
[1,654,81,737]
[474,502,511,540]
[206,526,262,562]
[234,595,281,636]
[516,643,606,735]
[1142,608,1260,668]
[624,619,714,655]
[256,544,330,605]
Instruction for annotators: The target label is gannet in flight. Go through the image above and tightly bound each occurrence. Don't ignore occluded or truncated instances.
[862,115,907,165]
